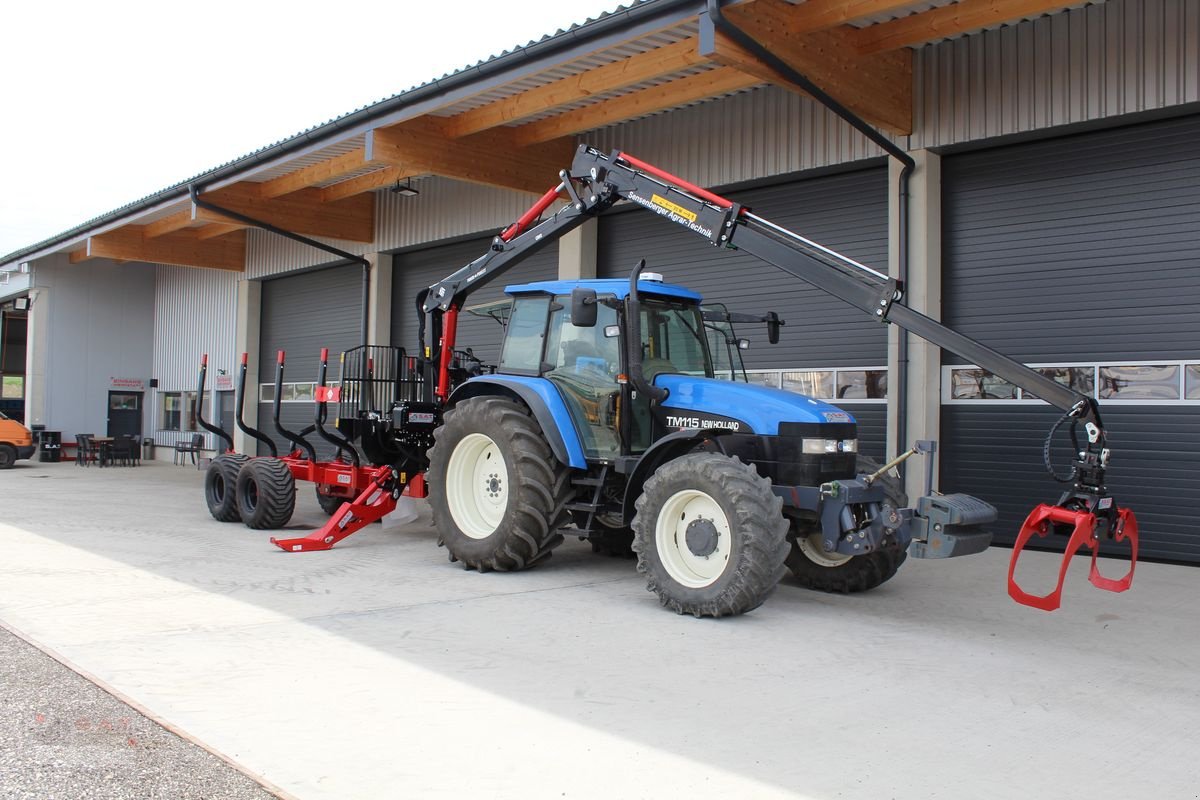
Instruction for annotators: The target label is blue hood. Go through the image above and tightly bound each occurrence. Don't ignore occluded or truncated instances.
[654,375,854,435]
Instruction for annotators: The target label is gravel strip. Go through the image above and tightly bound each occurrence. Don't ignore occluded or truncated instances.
[0,625,278,800]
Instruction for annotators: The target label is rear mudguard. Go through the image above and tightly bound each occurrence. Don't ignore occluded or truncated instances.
[449,376,587,469]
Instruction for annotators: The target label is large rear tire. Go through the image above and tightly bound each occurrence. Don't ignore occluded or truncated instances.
[784,455,909,593]
[235,458,296,530]
[316,487,345,516]
[632,452,789,618]
[205,453,249,522]
[428,397,570,572]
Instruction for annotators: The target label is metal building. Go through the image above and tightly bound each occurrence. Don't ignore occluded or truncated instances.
[2,0,1197,559]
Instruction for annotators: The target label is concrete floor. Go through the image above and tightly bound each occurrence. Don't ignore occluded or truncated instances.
[0,459,1197,800]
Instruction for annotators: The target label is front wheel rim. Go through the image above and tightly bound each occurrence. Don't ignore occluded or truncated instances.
[655,489,732,588]
[445,433,508,539]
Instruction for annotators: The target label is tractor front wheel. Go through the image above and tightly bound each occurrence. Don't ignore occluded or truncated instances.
[784,455,909,593]
[235,457,296,530]
[428,397,570,572]
[205,453,249,522]
[632,452,789,618]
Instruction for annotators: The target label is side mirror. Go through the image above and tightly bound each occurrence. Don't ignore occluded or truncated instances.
[571,287,598,327]
[766,311,782,345]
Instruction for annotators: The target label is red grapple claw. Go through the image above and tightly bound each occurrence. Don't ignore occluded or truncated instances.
[1007,504,1138,611]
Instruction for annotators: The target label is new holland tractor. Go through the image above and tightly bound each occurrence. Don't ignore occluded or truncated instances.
[202,145,1138,617]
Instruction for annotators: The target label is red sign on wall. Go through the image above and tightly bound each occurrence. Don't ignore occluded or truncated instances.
[109,377,145,391]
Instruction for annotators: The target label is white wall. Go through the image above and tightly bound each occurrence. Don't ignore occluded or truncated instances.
[26,253,155,438]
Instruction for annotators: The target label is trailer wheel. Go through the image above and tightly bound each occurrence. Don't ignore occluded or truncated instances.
[428,397,569,571]
[0,444,15,469]
[784,455,909,593]
[632,452,788,618]
[204,454,249,522]
[316,488,345,516]
[235,457,296,530]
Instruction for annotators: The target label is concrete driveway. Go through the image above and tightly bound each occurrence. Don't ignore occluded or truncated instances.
[1,459,1197,799]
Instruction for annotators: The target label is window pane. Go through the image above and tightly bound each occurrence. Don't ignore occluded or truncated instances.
[499,296,550,373]
[109,393,139,410]
[782,370,834,399]
[279,384,297,402]
[951,369,1016,400]
[260,384,275,403]
[1022,367,1094,401]
[161,392,182,431]
[1099,365,1179,400]
[1187,365,1200,400]
[1,376,24,399]
[836,370,887,399]
[293,383,314,402]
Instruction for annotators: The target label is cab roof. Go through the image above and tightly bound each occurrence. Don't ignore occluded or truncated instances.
[504,278,702,302]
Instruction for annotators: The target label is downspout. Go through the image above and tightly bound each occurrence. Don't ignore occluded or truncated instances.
[703,0,915,464]
[188,185,371,350]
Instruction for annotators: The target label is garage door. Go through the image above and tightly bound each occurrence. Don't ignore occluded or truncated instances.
[940,114,1200,561]
[598,165,890,460]
[257,263,362,458]
[391,235,560,365]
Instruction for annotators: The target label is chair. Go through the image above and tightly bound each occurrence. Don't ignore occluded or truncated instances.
[74,434,100,467]
[174,433,204,465]
[110,436,136,467]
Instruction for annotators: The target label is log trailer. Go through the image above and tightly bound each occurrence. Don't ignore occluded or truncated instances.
[200,145,1138,617]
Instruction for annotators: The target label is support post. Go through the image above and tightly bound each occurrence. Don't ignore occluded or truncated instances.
[366,252,393,345]
[234,278,262,455]
[557,217,597,280]
[888,149,942,500]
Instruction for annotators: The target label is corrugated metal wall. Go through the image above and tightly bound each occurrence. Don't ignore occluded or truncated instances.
[913,0,1200,149]
[151,265,238,448]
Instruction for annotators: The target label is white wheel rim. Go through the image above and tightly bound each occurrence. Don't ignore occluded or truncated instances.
[797,532,852,567]
[655,489,732,589]
[445,433,508,539]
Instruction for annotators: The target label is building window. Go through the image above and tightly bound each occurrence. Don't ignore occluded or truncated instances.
[260,382,325,403]
[748,366,888,402]
[1,375,23,399]
[944,361,1199,405]
[161,393,182,430]
[160,391,209,431]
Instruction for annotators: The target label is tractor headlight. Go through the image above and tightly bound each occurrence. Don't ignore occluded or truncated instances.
[801,438,858,454]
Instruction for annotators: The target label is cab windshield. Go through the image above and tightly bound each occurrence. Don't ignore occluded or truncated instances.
[639,298,713,378]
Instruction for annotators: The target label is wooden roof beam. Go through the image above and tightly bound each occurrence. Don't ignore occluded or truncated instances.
[366,118,573,195]
[442,37,712,138]
[511,67,761,146]
[850,0,1083,54]
[193,183,375,242]
[321,166,414,203]
[258,147,386,199]
[702,0,912,135]
[780,0,930,33]
[84,227,246,271]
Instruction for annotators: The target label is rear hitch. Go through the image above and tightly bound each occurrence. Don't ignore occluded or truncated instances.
[1007,502,1138,611]
[271,469,425,552]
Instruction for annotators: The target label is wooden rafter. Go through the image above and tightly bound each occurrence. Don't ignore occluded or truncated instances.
[192,183,375,242]
[850,0,1081,54]
[195,223,246,241]
[511,67,761,146]
[366,118,574,194]
[81,227,246,271]
[442,38,711,138]
[258,147,384,199]
[706,0,912,134]
[321,166,411,203]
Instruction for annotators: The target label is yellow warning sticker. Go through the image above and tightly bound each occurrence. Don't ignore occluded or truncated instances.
[651,194,697,222]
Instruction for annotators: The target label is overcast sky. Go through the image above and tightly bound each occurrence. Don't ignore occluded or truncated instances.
[0,0,626,257]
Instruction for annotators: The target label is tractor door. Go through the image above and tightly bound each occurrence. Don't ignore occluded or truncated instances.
[542,296,623,460]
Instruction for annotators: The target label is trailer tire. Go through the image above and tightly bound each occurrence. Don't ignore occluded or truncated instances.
[784,455,909,593]
[235,457,296,530]
[316,488,345,516]
[205,453,249,522]
[632,452,788,618]
[428,397,570,572]
[0,444,15,469]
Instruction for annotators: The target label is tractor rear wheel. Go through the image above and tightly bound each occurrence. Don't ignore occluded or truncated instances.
[428,397,570,572]
[632,452,789,618]
[205,453,249,522]
[235,457,296,530]
[784,455,909,593]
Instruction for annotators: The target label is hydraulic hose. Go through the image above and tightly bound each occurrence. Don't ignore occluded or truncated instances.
[1043,409,1080,484]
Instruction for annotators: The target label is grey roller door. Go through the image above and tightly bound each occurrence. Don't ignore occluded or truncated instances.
[598,165,890,460]
[941,115,1200,561]
[257,263,362,458]
[391,235,559,365]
